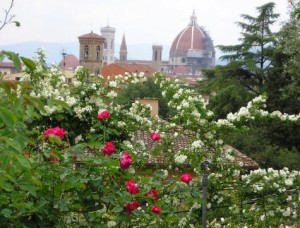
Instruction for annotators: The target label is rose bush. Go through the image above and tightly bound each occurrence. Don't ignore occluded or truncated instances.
[0,49,299,226]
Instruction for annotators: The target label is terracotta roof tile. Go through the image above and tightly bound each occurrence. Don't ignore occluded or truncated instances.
[102,63,156,78]
[133,130,259,169]
[78,31,105,40]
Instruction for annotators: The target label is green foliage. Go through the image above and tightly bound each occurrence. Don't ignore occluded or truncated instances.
[115,77,171,118]
[217,2,278,94]
[0,49,299,226]
[199,67,254,119]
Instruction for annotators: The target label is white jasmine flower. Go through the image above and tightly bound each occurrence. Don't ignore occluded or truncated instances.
[174,154,187,164]
[107,221,117,227]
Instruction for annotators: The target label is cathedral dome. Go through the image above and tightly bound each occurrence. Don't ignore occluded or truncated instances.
[169,10,215,63]
[169,10,215,73]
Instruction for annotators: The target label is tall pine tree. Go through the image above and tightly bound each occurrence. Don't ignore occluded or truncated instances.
[218,2,279,94]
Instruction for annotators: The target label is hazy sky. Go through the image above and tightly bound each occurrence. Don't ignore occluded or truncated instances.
[1,0,291,47]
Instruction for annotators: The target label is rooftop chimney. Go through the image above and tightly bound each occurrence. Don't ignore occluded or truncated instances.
[135,98,159,117]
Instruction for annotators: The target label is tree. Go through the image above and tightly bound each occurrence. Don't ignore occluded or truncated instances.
[218,2,279,95]
[115,77,172,119]
[0,0,20,31]
[199,2,300,169]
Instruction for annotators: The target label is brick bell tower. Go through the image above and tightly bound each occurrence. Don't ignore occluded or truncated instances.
[78,31,105,75]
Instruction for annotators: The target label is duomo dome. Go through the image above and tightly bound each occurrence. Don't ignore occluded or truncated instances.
[169,10,215,75]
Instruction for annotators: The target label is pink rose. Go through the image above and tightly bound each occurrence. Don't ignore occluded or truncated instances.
[151,205,161,214]
[102,142,116,156]
[24,152,30,158]
[126,201,139,215]
[119,152,133,170]
[48,152,60,163]
[146,189,159,200]
[180,173,192,184]
[150,132,160,141]
[126,179,140,195]
[97,110,110,120]
[44,127,67,140]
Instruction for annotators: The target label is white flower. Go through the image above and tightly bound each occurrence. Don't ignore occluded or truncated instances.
[107,221,117,227]
[191,140,204,150]
[282,208,291,217]
[75,135,83,144]
[109,81,117,87]
[285,179,293,186]
[175,154,187,164]
[107,91,117,99]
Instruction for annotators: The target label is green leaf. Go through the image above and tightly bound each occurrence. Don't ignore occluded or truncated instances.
[14,21,21,27]
[20,56,36,71]
[5,138,22,152]
[1,182,14,192]
[0,107,15,128]
[154,170,166,178]
[153,146,162,156]
[0,52,5,62]
[48,134,62,145]
[24,95,46,113]
[112,207,123,213]
[1,208,12,218]
[1,51,13,60]
[48,99,70,110]
[16,154,31,170]
[12,53,21,70]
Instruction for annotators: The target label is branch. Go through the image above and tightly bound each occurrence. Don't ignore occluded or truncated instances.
[0,0,19,31]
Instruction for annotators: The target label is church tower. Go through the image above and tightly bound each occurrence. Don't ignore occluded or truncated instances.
[100,25,116,64]
[152,45,162,72]
[78,31,105,75]
[119,34,128,62]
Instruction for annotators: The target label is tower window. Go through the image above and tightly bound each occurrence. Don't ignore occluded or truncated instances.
[96,46,101,61]
[84,45,89,61]
[155,51,158,61]
[104,41,107,49]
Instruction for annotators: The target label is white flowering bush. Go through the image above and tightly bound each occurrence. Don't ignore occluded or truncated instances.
[0,50,299,226]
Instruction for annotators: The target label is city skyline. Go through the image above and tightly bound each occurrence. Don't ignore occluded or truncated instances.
[1,0,290,49]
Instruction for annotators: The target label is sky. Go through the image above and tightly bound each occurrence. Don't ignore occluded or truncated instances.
[0,0,291,48]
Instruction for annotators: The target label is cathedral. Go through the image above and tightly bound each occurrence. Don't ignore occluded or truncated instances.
[77,10,215,80]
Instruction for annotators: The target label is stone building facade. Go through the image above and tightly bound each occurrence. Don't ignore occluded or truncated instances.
[78,31,105,75]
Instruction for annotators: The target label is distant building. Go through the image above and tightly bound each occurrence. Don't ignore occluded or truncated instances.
[73,10,215,84]
[0,62,20,76]
[78,31,105,75]
[113,10,215,82]
[60,54,79,71]
[119,34,128,62]
[102,63,156,78]
[169,10,215,75]
[101,25,116,65]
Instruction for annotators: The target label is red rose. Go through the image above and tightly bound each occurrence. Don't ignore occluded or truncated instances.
[180,173,192,184]
[151,205,161,214]
[126,179,140,195]
[150,132,160,141]
[119,152,133,170]
[48,152,60,163]
[126,201,139,215]
[146,189,159,200]
[102,142,116,156]
[44,127,67,140]
[24,152,30,158]
[97,110,110,120]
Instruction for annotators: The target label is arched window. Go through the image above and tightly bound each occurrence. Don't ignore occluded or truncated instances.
[104,41,107,49]
[96,46,101,60]
[84,45,89,60]
[155,51,158,61]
